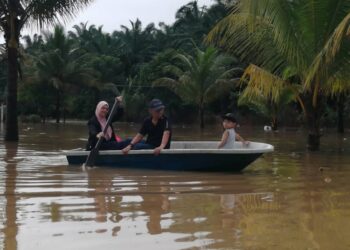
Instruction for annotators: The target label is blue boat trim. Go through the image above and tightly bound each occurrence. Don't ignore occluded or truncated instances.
[65,141,274,172]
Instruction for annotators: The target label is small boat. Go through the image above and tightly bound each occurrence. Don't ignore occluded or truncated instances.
[66,141,274,172]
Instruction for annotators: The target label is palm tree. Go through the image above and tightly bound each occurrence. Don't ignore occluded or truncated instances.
[154,47,241,128]
[68,22,96,50]
[207,0,350,150]
[153,22,183,51]
[173,1,210,51]
[69,23,123,56]
[22,34,44,54]
[113,19,157,78]
[69,23,126,96]
[174,1,207,37]
[238,65,300,131]
[323,77,350,134]
[0,0,93,141]
[173,0,231,51]
[336,94,347,134]
[29,25,94,123]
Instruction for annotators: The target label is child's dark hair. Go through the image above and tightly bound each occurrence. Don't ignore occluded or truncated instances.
[222,113,237,123]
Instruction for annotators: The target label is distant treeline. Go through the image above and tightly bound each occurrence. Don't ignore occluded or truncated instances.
[0,0,348,132]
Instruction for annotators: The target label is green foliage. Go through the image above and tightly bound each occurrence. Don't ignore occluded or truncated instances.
[113,19,158,78]
[238,80,299,130]
[21,25,95,122]
[1,0,94,141]
[173,1,232,50]
[154,47,241,128]
[16,0,232,123]
[208,0,350,148]
[9,0,349,135]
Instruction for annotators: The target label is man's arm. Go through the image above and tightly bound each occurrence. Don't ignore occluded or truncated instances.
[122,133,144,154]
[154,131,170,155]
[131,133,144,145]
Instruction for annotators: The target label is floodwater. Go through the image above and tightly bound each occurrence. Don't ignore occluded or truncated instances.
[0,122,349,250]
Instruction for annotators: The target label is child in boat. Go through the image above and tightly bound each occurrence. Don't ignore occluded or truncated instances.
[218,113,248,149]
[122,99,172,155]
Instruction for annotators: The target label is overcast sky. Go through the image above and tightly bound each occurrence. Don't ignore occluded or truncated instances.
[26,0,214,35]
[71,0,214,32]
[0,0,214,43]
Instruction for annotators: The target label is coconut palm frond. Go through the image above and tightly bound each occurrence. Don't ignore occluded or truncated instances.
[323,74,350,96]
[162,65,184,78]
[206,5,302,73]
[240,64,288,103]
[173,53,193,69]
[218,67,244,79]
[240,97,271,118]
[22,0,95,29]
[305,12,350,90]
[153,47,241,128]
[28,24,96,93]
[325,79,348,96]
[153,77,180,91]
[278,85,299,106]
[209,0,350,86]
[204,78,239,103]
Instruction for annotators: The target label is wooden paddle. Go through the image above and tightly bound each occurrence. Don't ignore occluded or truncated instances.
[84,99,119,167]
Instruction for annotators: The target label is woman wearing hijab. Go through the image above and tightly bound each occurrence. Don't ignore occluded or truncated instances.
[86,96,127,151]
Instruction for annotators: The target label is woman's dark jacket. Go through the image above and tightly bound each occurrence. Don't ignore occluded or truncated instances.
[86,107,124,150]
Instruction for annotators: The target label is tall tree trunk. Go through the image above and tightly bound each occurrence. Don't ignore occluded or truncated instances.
[271,117,278,131]
[4,142,19,250]
[5,46,19,141]
[305,95,322,151]
[199,106,204,129]
[62,91,66,124]
[300,83,325,151]
[307,129,320,151]
[337,94,345,134]
[271,105,278,131]
[5,7,21,141]
[55,91,61,124]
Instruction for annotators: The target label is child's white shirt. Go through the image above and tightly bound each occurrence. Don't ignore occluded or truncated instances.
[222,128,236,149]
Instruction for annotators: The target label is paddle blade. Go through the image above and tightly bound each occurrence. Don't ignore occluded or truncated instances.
[85,148,99,167]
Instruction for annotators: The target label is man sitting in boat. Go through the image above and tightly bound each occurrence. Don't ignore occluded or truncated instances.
[122,99,172,155]
[86,96,128,151]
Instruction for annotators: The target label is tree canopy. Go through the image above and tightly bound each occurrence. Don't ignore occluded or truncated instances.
[0,0,349,150]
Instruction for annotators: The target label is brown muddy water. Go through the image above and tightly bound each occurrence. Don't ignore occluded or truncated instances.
[0,122,349,250]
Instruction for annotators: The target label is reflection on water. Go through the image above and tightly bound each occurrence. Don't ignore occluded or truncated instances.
[2,142,18,250]
[0,123,350,250]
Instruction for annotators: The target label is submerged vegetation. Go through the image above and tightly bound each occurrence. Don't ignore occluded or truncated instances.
[0,0,349,150]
